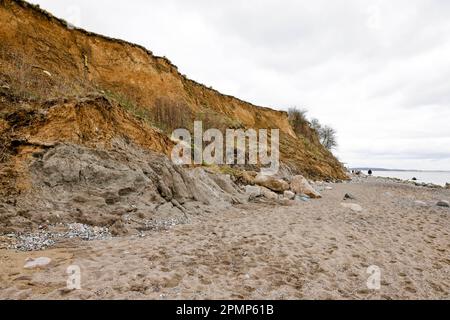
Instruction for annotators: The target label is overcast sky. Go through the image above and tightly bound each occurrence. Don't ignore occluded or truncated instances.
[30,0,450,170]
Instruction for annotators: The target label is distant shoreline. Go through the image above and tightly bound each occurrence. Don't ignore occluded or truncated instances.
[351,168,450,173]
[351,169,450,187]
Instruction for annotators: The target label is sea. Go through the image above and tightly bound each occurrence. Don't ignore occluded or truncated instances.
[368,170,450,186]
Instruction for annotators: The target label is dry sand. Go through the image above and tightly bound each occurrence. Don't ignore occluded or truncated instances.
[0,178,449,300]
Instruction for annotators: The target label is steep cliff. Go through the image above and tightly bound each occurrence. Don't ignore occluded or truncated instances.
[0,0,346,192]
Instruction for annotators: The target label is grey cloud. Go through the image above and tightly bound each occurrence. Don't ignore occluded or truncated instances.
[29,0,450,170]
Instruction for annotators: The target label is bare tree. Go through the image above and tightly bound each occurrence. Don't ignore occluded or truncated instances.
[310,118,321,132]
[288,108,338,150]
[309,118,338,150]
[320,125,338,150]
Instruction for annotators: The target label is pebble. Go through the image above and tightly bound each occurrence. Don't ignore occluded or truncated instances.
[436,200,449,208]
[24,257,52,269]
[343,193,356,200]
[341,203,363,212]
[414,201,427,206]
[296,195,310,202]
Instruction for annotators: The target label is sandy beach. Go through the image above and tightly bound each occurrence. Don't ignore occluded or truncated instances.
[1,177,449,300]
[2,0,450,306]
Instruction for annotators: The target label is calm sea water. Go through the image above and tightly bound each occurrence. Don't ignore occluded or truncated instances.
[370,171,450,186]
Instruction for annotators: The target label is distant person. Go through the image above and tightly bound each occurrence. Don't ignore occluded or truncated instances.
[368,170,373,176]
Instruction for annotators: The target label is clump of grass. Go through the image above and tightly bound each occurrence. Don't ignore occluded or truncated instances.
[0,45,93,102]
[103,91,195,135]
[196,109,244,132]
[218,165,242,177]
[152,97,192,133]
[288,107,309,135]
[103,90,156,128]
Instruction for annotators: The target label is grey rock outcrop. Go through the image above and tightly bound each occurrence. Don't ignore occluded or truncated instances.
[0,140,245,234]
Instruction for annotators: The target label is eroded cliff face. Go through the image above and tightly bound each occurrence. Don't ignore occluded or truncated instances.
[0,0,348,234]
[0,0,346,192]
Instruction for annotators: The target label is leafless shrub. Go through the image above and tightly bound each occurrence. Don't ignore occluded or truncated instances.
[288,107,309,133]
[152,97,192,132]
[288,107,308,127]
[288,107,316,141]
[320,125,338,150]
[310,117,338,150]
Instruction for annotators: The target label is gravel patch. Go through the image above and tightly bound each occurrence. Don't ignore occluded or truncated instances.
[7,223,111,251]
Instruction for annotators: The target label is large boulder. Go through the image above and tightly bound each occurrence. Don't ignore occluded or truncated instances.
[260,187,279,200]
[238,171,258,185]
[254,174,289,193]
[283,190,295,200]
[245,185,261,200]
[244,185,279,201]
[290,175,322,199]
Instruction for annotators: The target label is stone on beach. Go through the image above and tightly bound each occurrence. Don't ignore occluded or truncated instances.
[24,257,52,269]
[283,191,295,200]
[245,185,261,200]
[414,200,427,206]
[245,185,279,201]
[343,193,356,200]
[290,175,322,199]
[341,203,363,212]
[296,195,310,202]
[436,200,449,208]
[260,187,279,200]
[240,171,258,185]
[254,174,289,193]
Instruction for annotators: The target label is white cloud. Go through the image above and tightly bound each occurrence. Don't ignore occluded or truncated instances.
[30,0,450,170]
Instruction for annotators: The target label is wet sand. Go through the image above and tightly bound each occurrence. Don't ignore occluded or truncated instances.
[1,178,449,299]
